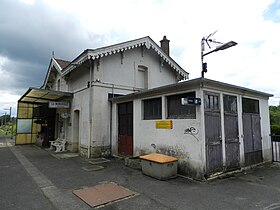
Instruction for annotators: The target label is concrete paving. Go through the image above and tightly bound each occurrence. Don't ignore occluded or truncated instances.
[1,136,280,210]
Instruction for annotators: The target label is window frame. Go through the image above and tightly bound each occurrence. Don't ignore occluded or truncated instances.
[204,92,220,112]
[242,97,259,114]
[167,92,196,119]
[223,94,238,114]
[143,97,162,120]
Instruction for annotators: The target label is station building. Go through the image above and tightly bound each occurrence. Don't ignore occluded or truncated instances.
[16,36,272,179]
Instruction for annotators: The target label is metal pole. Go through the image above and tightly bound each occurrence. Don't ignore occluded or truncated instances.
[4,112,6,129]
[10,107,13,139]
[201,38,205,78]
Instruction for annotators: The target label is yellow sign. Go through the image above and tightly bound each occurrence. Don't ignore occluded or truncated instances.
[156,120,173,129]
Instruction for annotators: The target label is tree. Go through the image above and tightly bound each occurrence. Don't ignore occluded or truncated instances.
[270,106,280,135]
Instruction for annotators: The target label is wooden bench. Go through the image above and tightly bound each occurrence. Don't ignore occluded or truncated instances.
[49,138,67,153]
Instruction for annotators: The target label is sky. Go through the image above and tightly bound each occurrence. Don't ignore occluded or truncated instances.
[0,0,280,116]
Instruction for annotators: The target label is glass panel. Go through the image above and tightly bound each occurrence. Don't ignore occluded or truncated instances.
[16,134,27,144]
[204,95,210,109]
[17,119,32,133]
[214,96,219,110]
[224,95,237,113]
[32,122,41,133]
[167,92,196,119]
[27,89,47,98]
[204,92,220,111]
[42,93,61,99]
[31,134,37,143]
[18,102,29,108]
[17,107,33,118]
[144,98,162,120]
[242,98,259,113]
[21,97,37,102]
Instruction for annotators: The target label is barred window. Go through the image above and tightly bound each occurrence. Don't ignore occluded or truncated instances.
[167,92,196,119]
[143,98,162,120]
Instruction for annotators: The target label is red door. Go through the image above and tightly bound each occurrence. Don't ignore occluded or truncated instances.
[118,102,133,156]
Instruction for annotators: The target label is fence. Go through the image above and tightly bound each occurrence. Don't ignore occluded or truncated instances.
[271,135,280,162]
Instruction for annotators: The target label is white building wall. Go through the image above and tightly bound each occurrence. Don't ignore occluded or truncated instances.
[111,103,118,155]
[111,82,272,179]
[71,90,90,147]
[64,65,91,153]
[131,90,205,178]
[66,47,181,157]
[259,98,272,161]
[100,48,177,89]
[53,75,68,92]
[68,66,89,92]
[237,94,245,165]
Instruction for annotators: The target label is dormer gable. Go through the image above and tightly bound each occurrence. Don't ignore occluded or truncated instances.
[42,58,70,90]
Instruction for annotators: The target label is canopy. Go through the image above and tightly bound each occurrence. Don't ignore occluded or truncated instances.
[16,87,73,145]
[18,87,73,104]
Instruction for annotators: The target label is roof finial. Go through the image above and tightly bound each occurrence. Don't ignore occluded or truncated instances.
[52,51,55,58]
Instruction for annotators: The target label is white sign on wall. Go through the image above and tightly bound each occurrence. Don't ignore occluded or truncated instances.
[61,113,70,119]
[49,101,70,109]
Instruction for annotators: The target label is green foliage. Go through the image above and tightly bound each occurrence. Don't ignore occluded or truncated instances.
[0,121,16,138]
[270,106,280,135]
[0,115,10,126]
[271,125,280,135]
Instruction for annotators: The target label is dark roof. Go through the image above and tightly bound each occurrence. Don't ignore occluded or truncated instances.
[111,77,273,103]
[54,58,71,69]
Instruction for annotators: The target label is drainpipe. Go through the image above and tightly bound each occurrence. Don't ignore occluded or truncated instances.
[110,84,115,155]
[88,57,94,158]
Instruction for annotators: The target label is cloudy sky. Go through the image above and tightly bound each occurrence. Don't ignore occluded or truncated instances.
[1,0,280,116]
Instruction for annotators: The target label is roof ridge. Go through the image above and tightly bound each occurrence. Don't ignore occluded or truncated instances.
[62,36,189,80]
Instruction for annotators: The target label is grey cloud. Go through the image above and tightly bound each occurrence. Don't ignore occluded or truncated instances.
[0,0,110,96]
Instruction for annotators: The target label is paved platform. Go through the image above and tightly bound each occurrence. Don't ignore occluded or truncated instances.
[1,137,280,210]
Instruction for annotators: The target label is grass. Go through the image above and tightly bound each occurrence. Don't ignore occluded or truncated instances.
[0,123,16,138]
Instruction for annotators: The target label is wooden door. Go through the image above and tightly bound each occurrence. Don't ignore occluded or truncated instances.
[224,95,240,170]
[118,102,133,156]
[204,92,223,175]
[224,113,240,170]
[243,113,263,165]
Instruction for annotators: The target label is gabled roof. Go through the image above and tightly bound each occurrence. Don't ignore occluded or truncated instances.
[61,36,189,80]
[42,58,70,89]
[55,59,70,69]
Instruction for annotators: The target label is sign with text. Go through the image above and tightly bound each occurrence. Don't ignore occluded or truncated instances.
[181,97,201,105]
[156,120,173,129]
[49,101,70,109]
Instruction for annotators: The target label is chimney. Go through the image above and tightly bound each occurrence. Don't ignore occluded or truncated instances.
[160,35,170,56]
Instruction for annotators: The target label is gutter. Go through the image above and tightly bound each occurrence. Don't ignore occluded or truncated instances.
[88,57,93,158]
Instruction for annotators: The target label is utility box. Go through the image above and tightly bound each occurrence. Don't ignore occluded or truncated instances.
[139,153,178,180]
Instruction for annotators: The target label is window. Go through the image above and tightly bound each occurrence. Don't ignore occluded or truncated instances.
[242,98,259,113]
[137,65,148,89]
[17,119,32,133]
[224,95,237,113]
[167,92,196,119]
[204,93,219,111]
[143,97,162,120]
[57,79,60,91]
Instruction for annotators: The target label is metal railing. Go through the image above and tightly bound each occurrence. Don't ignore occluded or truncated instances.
[271,135,280,162]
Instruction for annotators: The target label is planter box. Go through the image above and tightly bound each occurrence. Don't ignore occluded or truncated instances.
[139,153,178,180]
